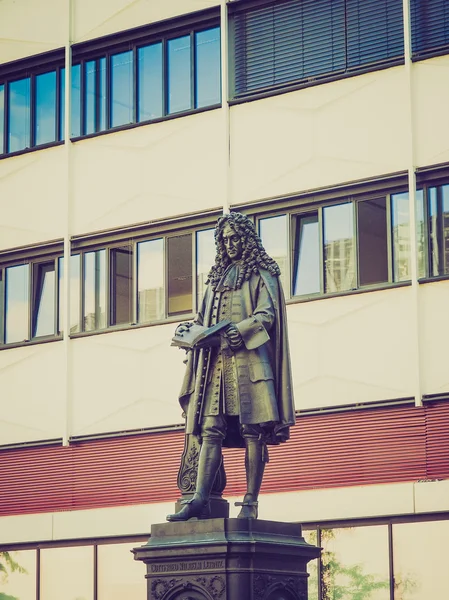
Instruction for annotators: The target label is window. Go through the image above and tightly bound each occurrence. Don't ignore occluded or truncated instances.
[71,17,221,138]
[0,52,65,156]
[40,546,94,600]
[411,0,449,59]
[416,180,449,279]
[231,0,404,99]
[0,246,63,348]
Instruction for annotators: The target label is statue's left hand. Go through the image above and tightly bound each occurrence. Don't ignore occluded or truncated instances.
[223,323,244,350]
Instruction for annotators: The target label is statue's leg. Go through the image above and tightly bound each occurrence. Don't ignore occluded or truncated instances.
[236,429,268,519]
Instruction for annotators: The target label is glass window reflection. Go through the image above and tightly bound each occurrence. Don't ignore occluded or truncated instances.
[85,60,97,135]
[357,198,388,286]
[138,239,164,322]
[71,64,81,137]
[259,215,288,294]
[324,203,355,293]
[35,70,57,145]
[392,192,411,282]
[168,35,192,114]
[111,51,133,128]
[8,77,31,152]
[196,228,215,309]
[110,245,133,326]
[293,213,320,296]
[83,250,106,331]
[0,84,4,153]
[5,264,30,344]
[0,550,36,599]
[393,520,449,599]
[415,189,426,279]
[60,68,65,141]
[97,543,146,600]
[138,43,163,121]
[33,261,56,337]
[195,27,221,108]
[167,234,192,316]
[40,546,94,600]
[58,255,81,334]
[0,271,4,342]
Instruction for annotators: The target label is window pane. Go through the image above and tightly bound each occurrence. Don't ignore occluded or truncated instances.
[321,526,390,600]
[393,520,449,599]
[110,245,133,326]
[85,60,97,135]
[8,77,30,152]
[33,261,55,337]
[99,57,107,131]
[303,530,319,600]
[59,255,81,334]
[392,192,411,282]
[60,68,65,141]
[111,51,133,128]
[196,228,215,309]
[429,187,439,277]
[442,184,449,275]
[0,84,4,153]
[167,234,192,316]
[168,35,191,114]
[293,214,320,296]
[35,70,57,145]
[84,250,106,331]
[0,270,4,342]
[138,239,164,322]
[416,189,426,278]
[358,197,388,286]
[195,27,221,108]
[138,43,163,121]
[5,264,29,344]
[97,542,146,600]
[40,546,94,600]
[71,64,81,137]
[324,203,355,293]
[0,550,37,599]
[259,215,288,293]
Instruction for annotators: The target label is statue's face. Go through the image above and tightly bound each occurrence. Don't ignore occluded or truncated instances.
[222,223,243,262]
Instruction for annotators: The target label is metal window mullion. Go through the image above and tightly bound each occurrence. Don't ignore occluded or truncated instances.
[191,30,196,109]
[192,229,198,312]
[318,206,325,294]
[132,46,138,124]
[93,544,98,600]
[386,194,393,283]
[30,74,36,148]
[36,547,40,600]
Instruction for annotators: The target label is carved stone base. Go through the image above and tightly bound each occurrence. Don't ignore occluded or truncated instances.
[133,519,320,600]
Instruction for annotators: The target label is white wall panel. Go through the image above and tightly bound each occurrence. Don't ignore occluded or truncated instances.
[287,287,416,410]
[73,0,219,44]
[230,67,409,205]
[70,110,224,235]
[0,147,66,250]
[0,342,65,445]
[0,0,67,64]
[413,56,449,168]
[71,324,186,436]
[419,281,449,396]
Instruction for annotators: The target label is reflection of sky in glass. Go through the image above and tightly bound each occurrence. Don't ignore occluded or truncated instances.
[99,57,107,131]
[40,546,94,600]
[0,550,36,599]
[259,215,288,292]
[8,77,30,152]
[195,27,221,108]
[324,203,355,292]
[168,35,191,114]
[5,264,29,343]
[196,228,215,308]
[60,68,65,141]
[138,239,164,322]
[429,187,439,276]
[97,543,146,599]
[33,263,55,337]
[35,70,57,145]
[294,214,320,296]
[58,255,81,334]
[111,51,133,127]
[392,192,411,282]
[0,84,4,153]
[85,60,96,134]
[393,520,449,599]
[324,203,353,241]
[138,43,163,121]
[84,250,106,331]
[71,64,81,137]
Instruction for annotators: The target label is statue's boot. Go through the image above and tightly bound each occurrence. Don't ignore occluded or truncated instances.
[167,439,222,521]
[236,437,267,519]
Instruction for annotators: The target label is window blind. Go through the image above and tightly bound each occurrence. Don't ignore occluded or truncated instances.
[410,0,449,58]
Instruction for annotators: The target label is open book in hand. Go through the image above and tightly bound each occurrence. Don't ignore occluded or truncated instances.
[171,319,231,350]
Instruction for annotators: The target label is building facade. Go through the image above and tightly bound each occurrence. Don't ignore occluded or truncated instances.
[1,0,449,598]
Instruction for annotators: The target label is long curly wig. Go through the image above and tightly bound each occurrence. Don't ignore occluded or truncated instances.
[207,212,281,290]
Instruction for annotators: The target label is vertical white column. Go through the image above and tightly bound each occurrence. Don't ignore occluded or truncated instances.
[221,0,231,215]
[62,0,73,445]
[403,0,422,407]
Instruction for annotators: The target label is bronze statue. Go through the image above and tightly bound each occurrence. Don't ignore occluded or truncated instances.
[167,212,295,521]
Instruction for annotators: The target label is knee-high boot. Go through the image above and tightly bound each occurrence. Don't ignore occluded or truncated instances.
[167,438,222,521]
[236,437,268,519]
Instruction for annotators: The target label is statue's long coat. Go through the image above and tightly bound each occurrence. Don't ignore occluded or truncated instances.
[178,267,295,447]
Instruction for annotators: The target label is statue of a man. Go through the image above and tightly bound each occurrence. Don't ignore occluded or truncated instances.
[167,212,295,521]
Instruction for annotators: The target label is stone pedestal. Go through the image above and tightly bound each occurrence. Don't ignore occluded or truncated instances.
[133,518,320,600]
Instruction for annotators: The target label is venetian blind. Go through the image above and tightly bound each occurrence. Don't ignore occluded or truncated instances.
[410,0,449,58]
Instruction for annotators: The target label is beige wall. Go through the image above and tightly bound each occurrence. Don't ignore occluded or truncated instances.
[230,67,410,205]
